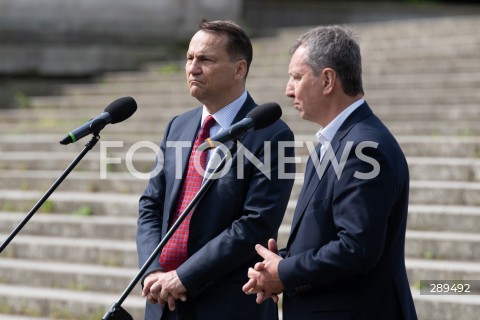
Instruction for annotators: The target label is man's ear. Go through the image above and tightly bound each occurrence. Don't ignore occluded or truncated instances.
[322,68,337,95]
[234,60,248,80]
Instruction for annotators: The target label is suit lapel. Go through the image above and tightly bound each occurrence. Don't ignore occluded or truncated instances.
[287,102,373,248]
[287,141,343,245]
[232,94,256,125]
[204,93,257,167]
[169,94,257,216]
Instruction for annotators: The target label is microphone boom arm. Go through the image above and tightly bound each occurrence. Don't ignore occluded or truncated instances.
[102,143,236,320]
[0,134,101,253]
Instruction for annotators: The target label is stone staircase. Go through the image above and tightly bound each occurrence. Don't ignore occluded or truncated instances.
[1,15,480,319]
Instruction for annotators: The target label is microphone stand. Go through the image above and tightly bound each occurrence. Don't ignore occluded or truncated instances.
[102,142,236,320]
[0,134,101,253]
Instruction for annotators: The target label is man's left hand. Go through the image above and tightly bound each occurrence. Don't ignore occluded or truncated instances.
[149,271,187,311]
[243,239,284,304]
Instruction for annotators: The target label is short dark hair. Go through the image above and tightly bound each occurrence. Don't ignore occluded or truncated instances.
[199,19,253,77]
[290,25,364,96]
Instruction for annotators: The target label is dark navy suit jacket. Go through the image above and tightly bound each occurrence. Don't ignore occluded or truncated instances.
[137,95,295,319]
[278,102,417,320]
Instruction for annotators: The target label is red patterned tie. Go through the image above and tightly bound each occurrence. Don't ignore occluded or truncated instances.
[160,115,216,271]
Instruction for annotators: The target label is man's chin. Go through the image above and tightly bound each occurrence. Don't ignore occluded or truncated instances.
[189,87,203,99]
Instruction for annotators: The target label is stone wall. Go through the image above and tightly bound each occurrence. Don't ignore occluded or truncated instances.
[0,0,242,76]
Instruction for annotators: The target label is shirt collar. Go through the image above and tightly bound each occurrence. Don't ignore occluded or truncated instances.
[316,98,365,144]
[201,91,248,135]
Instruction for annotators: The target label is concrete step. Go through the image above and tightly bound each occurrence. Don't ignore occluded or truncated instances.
[1,257,478,313]
[405,230,480,262]
[0,151,155,173]
[406,258,480,293]
[356,15,480,38]
[0,134,161,152]
[3,205,477,260]
[412,289,480,320]
[1,117,479,139]
[0,212,136,240]
[276,28,480,52]
[0,118,166,136]
[52,72,480,96]
[410,180,480,206]
[281,202,480,233]
[366,88,480,106]
[2,201,478,257]
[395,136,480,158]
[2,204,477,259]
[385,120,480,136]
[364,73,480,90]
[5,229,476,269]
[4,118,480,139]
[20,86,480,109]
[3,89,480,137]
[1,176,479,219]
[2,176,480,218]
[2,134,476,161]
[253,53,480,77]
[0,258,139,294]
[3,203,477,247]
[407,205,480,233]
[0,284,144,319]
[0,316,53,320]
[1,154,480,193]
[0,190,139,217]
[0,191,296,236]
[275,18,480,46]
[287,178,480,206]
[279,218,480,261]
[1,158,480,203]
[2,132,480,158]
[0,315,53,320]
[27,94,198,109]
[0,107,182,125]
[3,102,480,124]
[105,55,480,82]
[2,154,480,182]
[364,56,480,76]
[362,42,479,62]
[0,170,150,194]
[0,234,137,268]
[407,158,480,182]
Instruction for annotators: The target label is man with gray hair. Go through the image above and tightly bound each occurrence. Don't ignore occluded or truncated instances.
[243,25,418,320]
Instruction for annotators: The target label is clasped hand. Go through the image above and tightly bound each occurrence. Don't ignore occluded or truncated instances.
[242,238,284,304]
[142,270,187,311]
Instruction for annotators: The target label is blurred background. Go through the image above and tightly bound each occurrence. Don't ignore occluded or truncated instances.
[1,1,480,319]
[1,0,480,107]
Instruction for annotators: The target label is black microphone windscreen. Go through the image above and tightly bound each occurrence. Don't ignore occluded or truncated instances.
[247,102,282,130]
[104,96,137,124]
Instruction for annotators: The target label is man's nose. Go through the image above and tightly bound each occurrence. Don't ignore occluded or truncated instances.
[285,80,294,98]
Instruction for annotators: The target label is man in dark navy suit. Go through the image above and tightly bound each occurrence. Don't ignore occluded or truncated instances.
[137,20,295,320]
[243,25,418,320]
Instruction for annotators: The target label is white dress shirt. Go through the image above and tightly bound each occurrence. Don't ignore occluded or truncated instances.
[316,98,365,161]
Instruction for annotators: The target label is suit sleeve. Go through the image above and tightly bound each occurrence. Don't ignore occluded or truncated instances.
[278,140,406,296]
[176,124,296,297]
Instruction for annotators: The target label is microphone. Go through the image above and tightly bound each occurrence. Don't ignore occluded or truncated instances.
[200,102,282,149]
[59,96,137,145]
